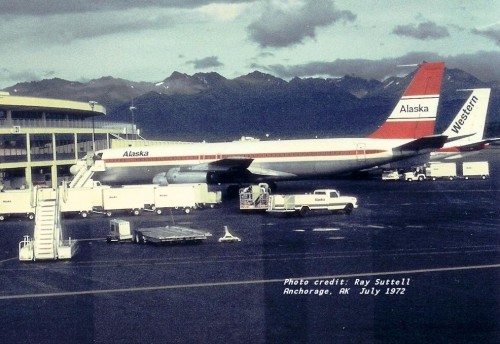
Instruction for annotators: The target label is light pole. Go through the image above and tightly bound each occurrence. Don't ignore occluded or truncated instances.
[129,105,136,139]
[89,100,98,151]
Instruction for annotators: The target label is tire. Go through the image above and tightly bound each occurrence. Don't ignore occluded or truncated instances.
[132,209,141,216]
[80,211,88,219]
[105,211,112,217]
[344,204,353,215]
[155,208,163,215]
[449,176,454,181]
[299,207,309,217]
[0,215,5,221]
[184,208,191,214]
[418,176,424,181]
[481,175,486,180]
[27,213,35,221]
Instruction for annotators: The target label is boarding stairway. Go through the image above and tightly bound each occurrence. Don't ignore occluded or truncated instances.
[69,152,106,188]
[33,190,58,259]
[19,187,77,261]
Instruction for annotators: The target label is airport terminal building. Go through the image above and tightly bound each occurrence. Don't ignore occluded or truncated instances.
[0,91,135,189]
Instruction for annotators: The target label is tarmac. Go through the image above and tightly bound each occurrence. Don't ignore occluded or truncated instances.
[0,147,498,344]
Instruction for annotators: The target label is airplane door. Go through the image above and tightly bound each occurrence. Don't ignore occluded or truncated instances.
[356,143,366,162]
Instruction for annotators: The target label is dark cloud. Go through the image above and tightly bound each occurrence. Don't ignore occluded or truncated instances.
[0,10,176,44]
[247,0,356,48]
[471,26,500,47]
[0,68,55,85]
[257,51,500,82]
[0,0,254,16]
[187,56,224,69]
[392,21,450,40]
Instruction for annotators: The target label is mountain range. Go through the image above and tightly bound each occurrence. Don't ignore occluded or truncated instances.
[3,68,499,141]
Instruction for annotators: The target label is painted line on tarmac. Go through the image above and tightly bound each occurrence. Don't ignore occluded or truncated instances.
[0,263,499,300]
[0,257,17,264]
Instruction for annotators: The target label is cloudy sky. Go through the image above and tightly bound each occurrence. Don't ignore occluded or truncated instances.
[0,0,499,88]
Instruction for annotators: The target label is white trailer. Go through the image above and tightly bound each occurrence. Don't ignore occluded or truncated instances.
[268,189,358,216]
[102,185,157,216]
[462,161,489,180]
[426,162,457,181]
[162,183,221,209]
[60,185,107,218]
[150,185,197,214]
[0,189,36,221]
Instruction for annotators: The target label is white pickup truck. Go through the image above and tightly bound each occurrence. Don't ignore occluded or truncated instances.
[267,189,358,216]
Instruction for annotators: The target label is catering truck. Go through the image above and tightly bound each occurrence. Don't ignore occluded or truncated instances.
[267,189,358,216]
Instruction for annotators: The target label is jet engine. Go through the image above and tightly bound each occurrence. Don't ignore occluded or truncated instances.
[153,168,220,185]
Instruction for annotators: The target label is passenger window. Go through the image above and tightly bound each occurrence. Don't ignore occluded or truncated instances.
[330,192,338,198]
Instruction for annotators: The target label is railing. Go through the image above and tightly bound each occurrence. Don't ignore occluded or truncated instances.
[0,118,135,132]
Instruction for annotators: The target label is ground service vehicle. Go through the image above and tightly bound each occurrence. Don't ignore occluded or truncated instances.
[381,170,401,181]
[426,162,457,180]
[267,189,358,216]
[106,219,211,244]
[239,183,271,211]
[462,161,489,180]
[0,189,35,221]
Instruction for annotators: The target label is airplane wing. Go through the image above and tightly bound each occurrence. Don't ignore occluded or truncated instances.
[184,157,253,172]
[394,135,448,152]
[187,157,297,178]
[247,166,297,178]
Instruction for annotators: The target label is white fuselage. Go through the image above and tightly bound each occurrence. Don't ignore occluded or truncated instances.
[91,137,423,185]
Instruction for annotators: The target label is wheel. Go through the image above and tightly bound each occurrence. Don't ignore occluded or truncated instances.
[105,211,112,217]
[344,204,353,215]
[132,209,141,216]
[80,211,88,218]
[418,176,424,181]
[299,207,309,217]
[184,208,191,214]
[155,208,163,215]
[481,175,486,180]
[407,179,412,182]
[135,232,144,244]
[27,213,35,220]
[449,176,454,181]
[0,215,5,221]
[465,176,469,180]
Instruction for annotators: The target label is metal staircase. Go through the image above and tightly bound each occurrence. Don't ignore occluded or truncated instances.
[68,165,95,188]
[33,193,58,260]
[19,187,77,261]
[68,151,106,188]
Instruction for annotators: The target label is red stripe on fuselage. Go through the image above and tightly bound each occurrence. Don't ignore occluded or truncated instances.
[104,149,387,164]
[368,120,435,139]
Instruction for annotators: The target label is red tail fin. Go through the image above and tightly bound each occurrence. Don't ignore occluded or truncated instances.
[369,62,445,139]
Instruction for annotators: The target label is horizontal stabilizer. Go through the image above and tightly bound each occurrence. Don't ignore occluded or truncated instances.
[457,137,500,151]
[394,135,448,152]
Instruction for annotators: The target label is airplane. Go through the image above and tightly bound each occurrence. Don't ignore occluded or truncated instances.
[71,61,447,188]
[430,88,498,160]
